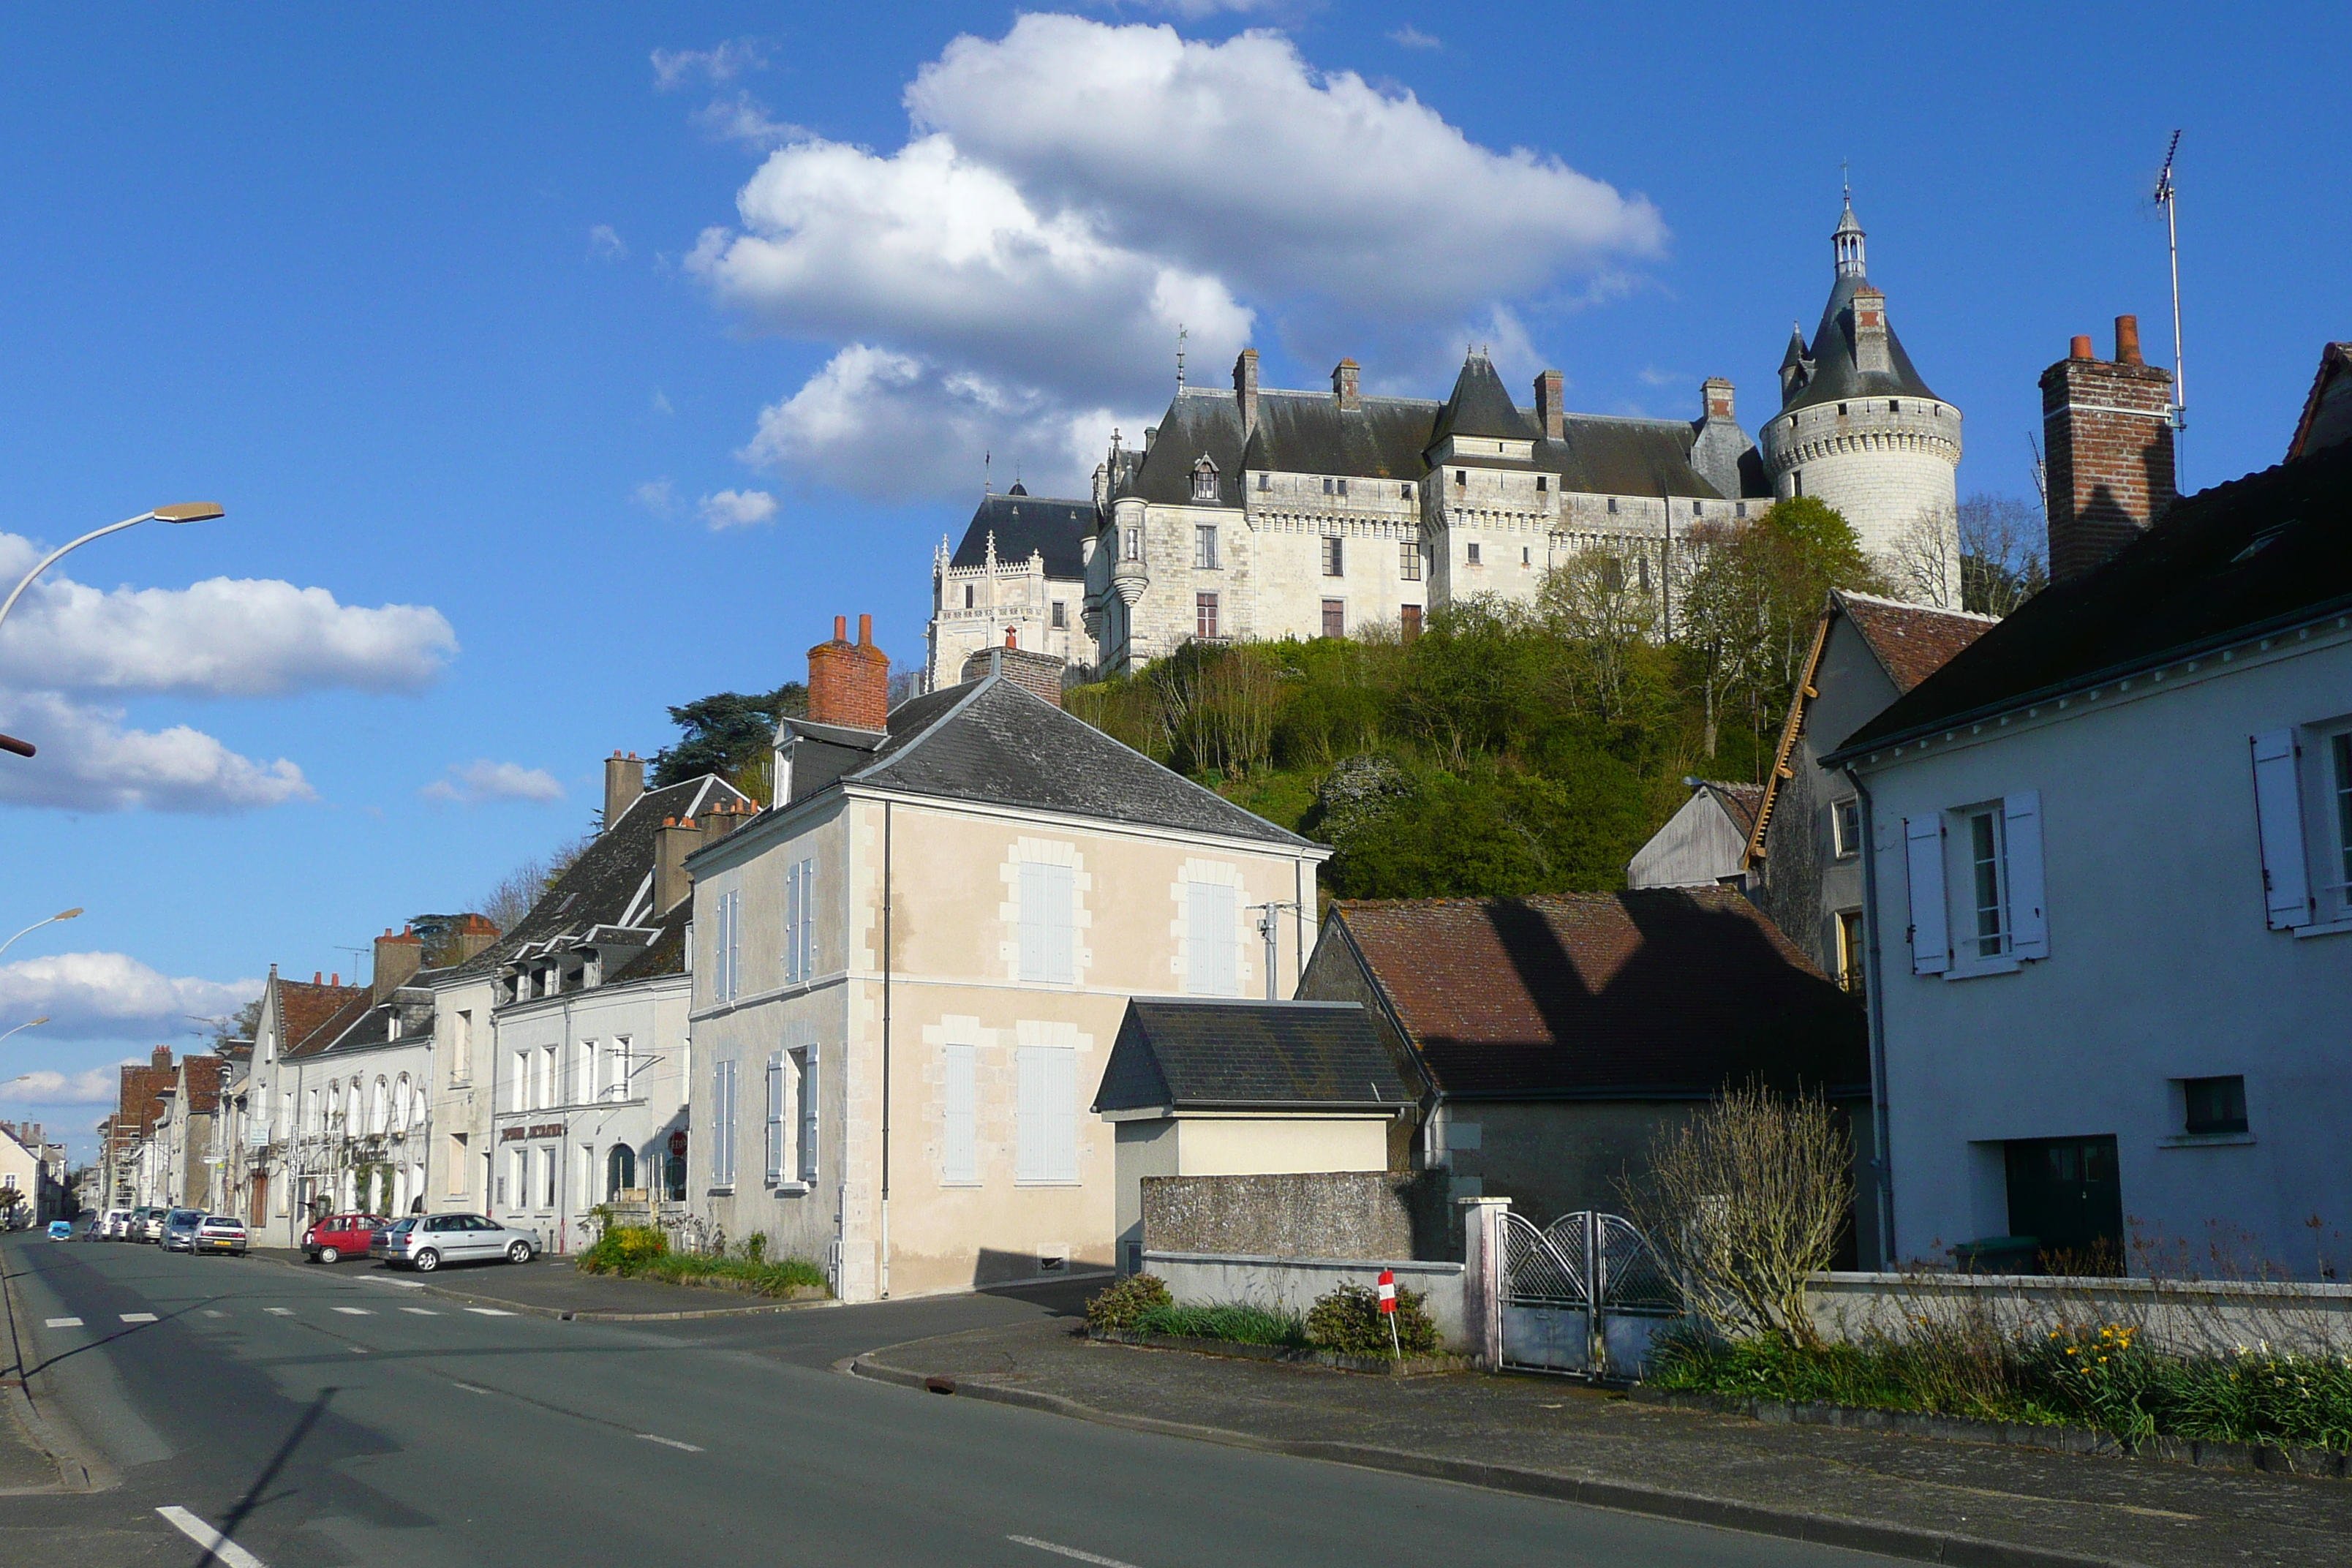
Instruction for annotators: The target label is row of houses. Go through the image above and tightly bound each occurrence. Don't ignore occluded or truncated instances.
[0,1117,69,1226]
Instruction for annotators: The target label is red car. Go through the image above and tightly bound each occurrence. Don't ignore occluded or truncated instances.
[303,1213,385,1264]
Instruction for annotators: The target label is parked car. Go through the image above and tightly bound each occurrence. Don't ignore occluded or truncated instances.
[159,1207,206,1252]
[193,1215,249,1257]
[301,1213,385,1264]
[82,1215,107,1240]
[129,1207,165,1243]
[97,1208,130,1239]
[47,1220,72,1241]
[371,1213,540,1272]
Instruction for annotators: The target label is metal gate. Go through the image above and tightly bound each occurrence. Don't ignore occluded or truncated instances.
[1500,1210,1680,1378]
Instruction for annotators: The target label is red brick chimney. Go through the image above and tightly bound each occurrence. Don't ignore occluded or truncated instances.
[2039,314,2176,582]
[806,614,890,731]
[1534,369,1565,440]
[374,925,424,1001]
[451,913,500,964]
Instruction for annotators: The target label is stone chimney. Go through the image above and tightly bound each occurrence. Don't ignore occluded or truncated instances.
[1331,358,1360,412]
[654,816,705,917]
[807,614,891,731]
[2040,315,2176,582]
[960,644,1067,706]
[1233,348,1259,441]
[1534,369,1565,440]
[1851,285,1891,374]
[603,751,644,832]
[1702,377,1735,422]
[450,913,500,965]
[701,797,753,851]
[374,926,424,1001]
[151,1045,172,1071]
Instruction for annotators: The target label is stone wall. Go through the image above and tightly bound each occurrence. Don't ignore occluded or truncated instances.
[1142,1169,1452,1261]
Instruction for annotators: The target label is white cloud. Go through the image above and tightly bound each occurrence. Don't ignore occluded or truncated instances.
[652,39,768,91]
[0,952,259,1041]
[1,1062,135,1107]
[0,534,457,698]
[589,224,627,260]
[651,390,674,415]
[0,690,312,813]
[697,489,779,530]
[1387,25,1441,49]
[693,16,1662,502]
[421,759,565,807]
[632,479,678,518]
[694,91,807,151]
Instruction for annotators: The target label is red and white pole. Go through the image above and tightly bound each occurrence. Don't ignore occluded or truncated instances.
[1377,1268,1401,1360]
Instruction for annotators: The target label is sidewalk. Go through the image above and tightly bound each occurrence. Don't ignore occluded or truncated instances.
[247,1248,832,1321]
[854,1317,2352,1568]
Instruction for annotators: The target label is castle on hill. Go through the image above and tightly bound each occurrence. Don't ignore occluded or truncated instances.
[926,198,1961,686]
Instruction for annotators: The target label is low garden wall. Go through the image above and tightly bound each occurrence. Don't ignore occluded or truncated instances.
[1142,1249,1469,1347]
[1807,1271,2352,1356]
[1141,1171,1451,1262]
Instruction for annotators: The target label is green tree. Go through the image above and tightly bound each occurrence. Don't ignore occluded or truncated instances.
[648,683,807,802]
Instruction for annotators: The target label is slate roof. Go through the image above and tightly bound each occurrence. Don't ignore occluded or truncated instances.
[1092,999,1410,1113]
[608,899,690,985]
[950,491,1097,580]
[1779,271,1940,417]
[1831,437,2352,760]
[307,988,437,1059]
[1430,353,1528,443]
[1325,890,1866,1099]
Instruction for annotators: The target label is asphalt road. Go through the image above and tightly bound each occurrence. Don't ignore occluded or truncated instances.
[1,1234,1888,1567]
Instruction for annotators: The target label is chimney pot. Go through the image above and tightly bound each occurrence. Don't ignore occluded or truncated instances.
[2070,334,2094,361]
[313,971,322,984]
[834,615,848,642]
[2040,324,2177,582]
[859,613,873,647]
[807,611,892,730]
[2115,314,2144,365]
[331,973,339,987]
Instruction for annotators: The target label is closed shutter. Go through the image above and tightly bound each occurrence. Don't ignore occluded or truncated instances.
[2250,729,2313,930]
[1016,1047,1047,1181]
[797,1048,819,1183]
[1046,1047,1077,1182]
[1904,815,1950,975]
[727,892,742,999]
[764,1053,785,1183]
[1018,864,1047,981]
[943,1043,976,1183]
[1188,882,1237,995]
[784,863,801,984]
[2002,790,2049,960]
[800,858,818,980]
[1021,863,1074,982]
[712,892,733,1000]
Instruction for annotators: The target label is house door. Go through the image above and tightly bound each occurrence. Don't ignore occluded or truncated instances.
[2005,1136,2124,1267]
[249,1173,269,1229]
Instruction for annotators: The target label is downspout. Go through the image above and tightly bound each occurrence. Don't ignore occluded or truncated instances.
[1845,764,1896,1266]
[879,798,893,1299]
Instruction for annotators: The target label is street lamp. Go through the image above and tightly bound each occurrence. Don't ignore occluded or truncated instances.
[0,908,81,964]
[0,504,223,758]
[0,1017,50,1046]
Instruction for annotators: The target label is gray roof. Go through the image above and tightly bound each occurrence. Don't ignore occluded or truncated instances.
[1779,271,1940,416]
[1092,998,1410,1113]
[950,490,1096,581]
[1429,353,1529,444]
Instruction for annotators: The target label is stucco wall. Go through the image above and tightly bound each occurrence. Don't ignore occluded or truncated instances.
[1145,1249,1468,1346]
[1140,1169,1448,1260]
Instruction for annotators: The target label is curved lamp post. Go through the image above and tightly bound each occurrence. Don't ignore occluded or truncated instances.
[0,1016,50,1046]
[0,908,81,964]
[0,505,223,758]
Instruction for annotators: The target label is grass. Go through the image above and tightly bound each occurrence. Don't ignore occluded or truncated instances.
[1650,1326,2352,1452]
[1128,1300,1310,1349]
[576,1224,826,1298]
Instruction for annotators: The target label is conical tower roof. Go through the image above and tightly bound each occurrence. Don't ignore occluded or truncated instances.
[1428,351,1527,445]
[1777,199,1940,415]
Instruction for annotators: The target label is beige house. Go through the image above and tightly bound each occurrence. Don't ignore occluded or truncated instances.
[687,615,1330,1302]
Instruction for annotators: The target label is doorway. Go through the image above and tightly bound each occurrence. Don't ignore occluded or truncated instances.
[2004,1135,2124,1267]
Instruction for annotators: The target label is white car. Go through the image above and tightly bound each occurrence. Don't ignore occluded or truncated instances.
[371,1213,540,1272]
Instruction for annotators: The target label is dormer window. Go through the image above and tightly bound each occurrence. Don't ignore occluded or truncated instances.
[1401,483,1414,500]
[1191,456,1219,502]
[1607,497,1618,514]
[1536,476,1548,493]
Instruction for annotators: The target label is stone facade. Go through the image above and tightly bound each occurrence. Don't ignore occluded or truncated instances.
[2040,316,2177,583]
[928,489,1098,688]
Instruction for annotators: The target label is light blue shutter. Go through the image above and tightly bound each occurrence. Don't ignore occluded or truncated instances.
[2250,730,2313,930]
[1018,864,1047,981]
[1904,815,1950,975]
[801,858,819,980]
[1047,1048,1077,1181]
[2002,790,2048,960]
[728,892,743,999]
[1188,883,1237,995]
[711,1062,727,1185]
[797,1047,818,1182]
[1015,1047,1045,1180]
[764,1053,784,1183]
[943,1043,976,1182]
[785,862,802,983]
[1045,864,1074,981]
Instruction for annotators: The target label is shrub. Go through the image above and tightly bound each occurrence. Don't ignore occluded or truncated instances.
[1305,1281,1440,1358]
[578,1224,666,1275]
[1085,1273,1172,1333]
[1131,1301,1308,1348]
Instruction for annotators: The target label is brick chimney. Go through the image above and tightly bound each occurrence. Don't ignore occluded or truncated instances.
[603,751,644,832]
[654,816,705,917]
[1851,285,1891,374]
[1702,377,1735,422]
[960,644,1067,706]
[1534,369,1565,440]
[374,926,424,1001]
[1331,358,1360,412]
[151,1045,172,1071]
[1233,348,1259,441]
[806,614,891,731]
[450,913,500,964]
[2040,314,2176,582]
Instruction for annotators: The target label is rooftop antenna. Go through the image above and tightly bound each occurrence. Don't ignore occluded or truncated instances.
[984,450,992,494]
[1841,157,1850,201]
[2027,431,2048,517]
[2153,129,2187,488]
[1175,323,1187,391]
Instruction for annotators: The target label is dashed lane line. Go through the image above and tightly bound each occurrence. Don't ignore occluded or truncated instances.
[400,1308,441,1316]
[202,1310,227,1319]
[636,1434,705,1452]
[119,1313,158,1324]
[332,1308,374,1316]
[44,1317,83,1329]
[463,1308,514,1316]
[157,1505,268,1568]
[264,1308,294,1316]
[1009,1537,1144,1568]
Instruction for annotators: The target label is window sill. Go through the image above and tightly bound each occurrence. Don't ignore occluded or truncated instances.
[2292,917,2352,940]
[2160,1131,2256,1149]
[706,1186,736,1196]
[769,1181,810,1196]
[940,1180,983,1190]
[1014,1179,1083,1188]
[1942,957,2023,980]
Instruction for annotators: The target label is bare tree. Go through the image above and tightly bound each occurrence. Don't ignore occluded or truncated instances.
[475,833,592,935]
[1884,504,1961,609]
[1538,549,1659,723]
[1957,493,2046,618]
[1619,1081,1854,1346]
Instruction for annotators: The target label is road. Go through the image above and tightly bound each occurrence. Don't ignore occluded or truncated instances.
[1,1234,1885,1567]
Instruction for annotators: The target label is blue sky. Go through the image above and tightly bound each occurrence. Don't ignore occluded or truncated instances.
[1,4,2343,1156]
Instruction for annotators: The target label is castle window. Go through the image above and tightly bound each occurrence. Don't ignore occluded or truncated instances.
[963,584,974,609]
[1336,478,1348,497]
[1599,557,1624,592]
[1737,503,1748,519]
[1401,483,1413,501]
[1191,456,1219,502]
[1606,497,1618,514]
[1194,525,1219,570]
[1536,476,1547,493]
[1455,470,1466,487]
[1195,592,1218,639]
[1321,600,1345,638]
[1692,500,1703,516]
[1466,542,1482,565]
[1256,472,1269,491]
[1322,535,1344,577]
[1051,600,1066,630]
[1400,542,1421,581]
[1838,403,1848,416]
[1520,546,1531,566]
[1890,400,1901,414]
[1322,477,1333,495]
[1121,526,1142,560]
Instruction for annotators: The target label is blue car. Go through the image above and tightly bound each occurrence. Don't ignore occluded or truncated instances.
[46,1220,72,1241]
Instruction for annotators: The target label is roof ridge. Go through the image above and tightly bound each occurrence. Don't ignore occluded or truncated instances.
[845,674,1000,783]
[1833,587,2001,623]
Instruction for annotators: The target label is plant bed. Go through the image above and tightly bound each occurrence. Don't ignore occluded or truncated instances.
[1629,1384,2351,1480]
[576,1224,829,1300]
[1089,1327,1470,1377]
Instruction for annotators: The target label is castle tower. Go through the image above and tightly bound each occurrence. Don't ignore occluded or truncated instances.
[1760,197,1964,602]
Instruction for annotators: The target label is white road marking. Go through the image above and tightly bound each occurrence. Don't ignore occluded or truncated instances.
[400,1308,441,1316]
[264,1308,295,1316]
[463,1308,513,1316]
[44,1316,82,1329]
[354,1275,424,1289]
[636,1433,704,1452]
[157,1504,268,1568]
[118,1313,158,1324]
[451,1382,490,1395]
[202,1310,227,1319]
[1009,1537,1143,1568]
[332,1308,373,1316]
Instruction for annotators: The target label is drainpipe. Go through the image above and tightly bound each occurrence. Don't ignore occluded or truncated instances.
[1845,764,1897,1267]
[879,798,893,1299]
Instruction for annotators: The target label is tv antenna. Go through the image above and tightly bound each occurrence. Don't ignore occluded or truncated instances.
[2153,129,2186,486]
[1175,324,1187,391]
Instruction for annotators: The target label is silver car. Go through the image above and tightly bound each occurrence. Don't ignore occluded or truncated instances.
[371,1213,540,1272]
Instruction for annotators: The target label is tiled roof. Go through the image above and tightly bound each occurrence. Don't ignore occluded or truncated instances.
[2288,342,2352,462]
[115,1063,177,1137]
[950,491,1096,580]
[1092,999,1410,1113]
[1833,438,2352,759]
[182,1055,225,1115]
[1835,590,1998,696]
[279,980,372,1061]
[1327,889,1866,1099]
[1700,780,1763,840]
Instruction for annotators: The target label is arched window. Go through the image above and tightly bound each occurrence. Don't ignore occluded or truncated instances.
[343,1081,361,1129]
[369,1077,389,1135]
[606,1143,636,1199]
[393,1074,413,1130]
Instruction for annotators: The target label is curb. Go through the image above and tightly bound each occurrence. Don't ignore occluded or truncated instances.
[1629,1386,2352,1482]
[845,1352,2138,1568]
[251,1249,835,1322]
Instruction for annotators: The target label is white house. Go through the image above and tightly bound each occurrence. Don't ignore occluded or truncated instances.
[1825,344,2352,1275]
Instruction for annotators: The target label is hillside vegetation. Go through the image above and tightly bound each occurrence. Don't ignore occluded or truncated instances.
[1066,497,1884,900]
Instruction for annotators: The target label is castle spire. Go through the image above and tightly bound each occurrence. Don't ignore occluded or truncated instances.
[1833,194,1867,279]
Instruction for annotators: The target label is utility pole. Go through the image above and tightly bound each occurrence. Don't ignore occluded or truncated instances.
[1249,901,1303,1000]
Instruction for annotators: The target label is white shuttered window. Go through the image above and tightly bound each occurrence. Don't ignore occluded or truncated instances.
[2002,791,2048,960]
[793,1047,818,1183]
[1903,815,1949,975]
[1186,881,1238,995]
[1018,862,1075,983]
[2250,728,2314,930]
[764,1052,785,1183]
[943,1043,977,1183]
[1016,1046,1078,1183]
[711,1060,738,1186]
[785,857,818,983]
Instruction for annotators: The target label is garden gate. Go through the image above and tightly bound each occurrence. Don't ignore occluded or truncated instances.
[1499,1210,1681,1378]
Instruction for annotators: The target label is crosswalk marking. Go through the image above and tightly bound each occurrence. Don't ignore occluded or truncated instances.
[400,1308,441,1316]
[464,1308,514,1316]
[44,1316,82,1328]
[157,1505,268,1568]
[265,1307,294,1316]
[333,1307,373,1316]
[203,1310,227,1319]
[119,1312,158,1324]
